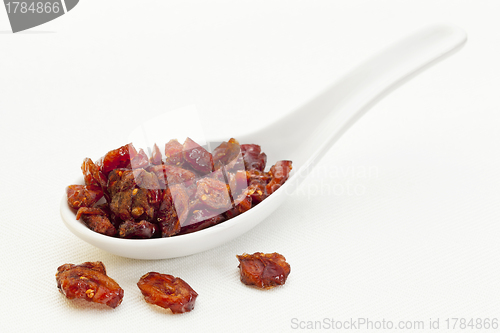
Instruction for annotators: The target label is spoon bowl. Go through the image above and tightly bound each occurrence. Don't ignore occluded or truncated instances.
[60,24,467,259]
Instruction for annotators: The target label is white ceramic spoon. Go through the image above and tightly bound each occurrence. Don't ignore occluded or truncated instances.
[61,24,466,259]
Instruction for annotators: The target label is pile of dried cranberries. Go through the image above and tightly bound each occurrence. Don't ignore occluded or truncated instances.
[67,138,292,238]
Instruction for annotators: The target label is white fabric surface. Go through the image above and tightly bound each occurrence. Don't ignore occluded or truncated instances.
[1,1,499,332]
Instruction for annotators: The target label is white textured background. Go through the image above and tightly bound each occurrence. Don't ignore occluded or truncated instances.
[0,1,499,332]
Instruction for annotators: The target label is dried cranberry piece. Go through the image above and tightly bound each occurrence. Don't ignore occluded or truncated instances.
[75,206,107,220]
[149,143,163,165]
[82,158,107,188]
[150,165,196,188]
[241,144,267,172]
[67,185,103,209]
[108,170,135,221]
[182,137,214,175]
[225,194,252,219]
[108,169,161,222]
[212,138,242,170]
[195,177,232,211]
[83,215,116,236]
[118,220,157,239]
[179,209,226,235]
[226,169,249,200]
[130,148,149,169]
[266,160,293,194]
[76,207,116,236]
[132,168,162,220]
[137,272,198,314]
[157,184,189,237]
[237,252,291,289]
[108,169,135,195]
[56,261,124,308]
[164,139,184,166]
[101,143,137,176]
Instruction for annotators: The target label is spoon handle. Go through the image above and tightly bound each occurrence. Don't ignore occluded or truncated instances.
[247,24,467,180]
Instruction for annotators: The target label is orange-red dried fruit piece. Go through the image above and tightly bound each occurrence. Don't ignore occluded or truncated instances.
[75,207,106,220]
[150,165,196,188]
[241,144,267,172]
[101,143,137,176]
[179,209,226,235]
[130,148,149,169]
[82,215,117,236]
[81,157,107,188]
[225,194,252,219]
[266,160,293,194]
[245,170,270,204]
[236,252,291,289]
[182,137,214,175]
[195,177,232,211]
[164,139,184,166]
[212,138,242,170]
[56,261,124,308]
[107,168,161,222]
[67,185,104,209]
[131,168,162,220]
[118,220,157,239]
[137,272,198,314]
[150,143,163,165]
[227,169,249,199]
[76,207,117,236]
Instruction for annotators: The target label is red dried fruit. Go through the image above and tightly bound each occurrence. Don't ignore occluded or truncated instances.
[108,170,135,221]
[150,143,163,165]
[131,169,162,219]
[75,207,106,220]
[67,185,104,209]
[247,169,271,184]
[101,143,137,176]
[236,252,291,289]
[164,139,184,166]
[182,137,213,175]
[82,158,107,188]
[210,168,227,183]
[83,215,116,236]
[241,144,267,172]
[266,160,293,194]
[108,169,135,195]
[226,169,249,200]
[150,165,196,188]
[76,207,117,236]
[71,138,292,237]
[137,272,198,314]
[118,220,157,239]
[212,138,242,170]
[224,194,252,219]
[244,168,272,204]
[157,184,189,237]
[56,261,124,308]
[179,209,226,235]
[195,177,232,211]
[108,168,161,222]
[130,148,149,169]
